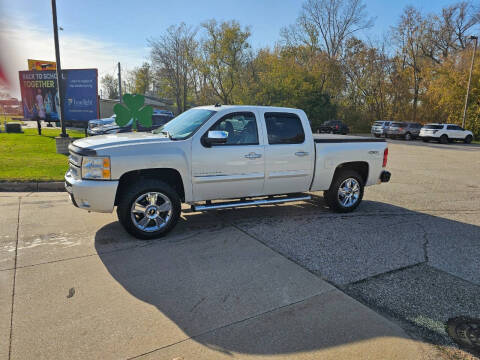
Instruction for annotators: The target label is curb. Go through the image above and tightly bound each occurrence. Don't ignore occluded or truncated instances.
[0,182,65,192]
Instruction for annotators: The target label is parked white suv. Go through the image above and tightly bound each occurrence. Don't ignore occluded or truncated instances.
[419,124,474,144]
[371,120,391,137]
[65,105,391,239]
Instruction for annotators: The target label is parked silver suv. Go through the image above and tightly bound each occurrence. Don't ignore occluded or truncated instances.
[386,122,422,140]
[371,120,391,137]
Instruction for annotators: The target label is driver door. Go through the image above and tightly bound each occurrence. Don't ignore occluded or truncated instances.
[191,111,265,201]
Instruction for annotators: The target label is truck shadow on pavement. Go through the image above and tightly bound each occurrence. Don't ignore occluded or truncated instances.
[94,198,480,357]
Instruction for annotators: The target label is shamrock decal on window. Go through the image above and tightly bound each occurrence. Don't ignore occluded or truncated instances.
[113,94,153,130]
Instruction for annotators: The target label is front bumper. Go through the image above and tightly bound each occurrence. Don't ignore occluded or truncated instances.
[65,172,118,213]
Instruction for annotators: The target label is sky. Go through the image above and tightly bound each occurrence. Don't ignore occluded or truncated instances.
[0,0,466,98]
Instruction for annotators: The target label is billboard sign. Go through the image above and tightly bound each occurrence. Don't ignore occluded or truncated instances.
[28,59,56,71]
[18,69,98,123]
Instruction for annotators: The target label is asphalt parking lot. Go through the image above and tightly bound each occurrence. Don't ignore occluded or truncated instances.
[1,138,479,359]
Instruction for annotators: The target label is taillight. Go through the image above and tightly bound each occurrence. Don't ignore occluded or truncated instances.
[383,148,388,167]
[335,125,339,129]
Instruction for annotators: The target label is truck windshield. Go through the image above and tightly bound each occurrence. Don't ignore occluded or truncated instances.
[153,109,216,140]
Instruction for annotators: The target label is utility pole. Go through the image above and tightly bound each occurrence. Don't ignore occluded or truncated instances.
[51,0,67,137]
[462,35,478,129]
[118,62,122,103]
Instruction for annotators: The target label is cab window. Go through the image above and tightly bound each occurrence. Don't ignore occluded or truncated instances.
[265,112,305,144]
[206,112,259,145]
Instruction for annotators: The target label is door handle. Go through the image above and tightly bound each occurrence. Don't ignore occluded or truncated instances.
[244,152,262,159]
[295,151,309,157]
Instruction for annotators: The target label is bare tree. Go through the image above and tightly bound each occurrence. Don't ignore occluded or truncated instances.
[101,74,119,100]
[282,0,374,58]
[422,2,480,62]
[149,23,198,113]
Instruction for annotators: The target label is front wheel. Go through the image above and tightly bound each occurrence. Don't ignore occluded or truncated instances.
[324,170,364,213]
[464,135,473,144]
[405,132,412,140]
[117,179,181,239]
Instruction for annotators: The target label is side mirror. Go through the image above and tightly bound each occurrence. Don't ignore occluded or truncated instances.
[204,130,228,147]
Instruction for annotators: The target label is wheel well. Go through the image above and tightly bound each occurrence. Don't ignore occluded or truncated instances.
[332,161,369,185]
[115,168,185,205]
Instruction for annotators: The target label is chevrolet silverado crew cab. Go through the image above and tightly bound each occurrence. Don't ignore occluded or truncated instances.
[65,105,391,239]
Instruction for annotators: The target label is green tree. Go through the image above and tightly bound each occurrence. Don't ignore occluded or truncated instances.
[129,62,152,95]
[199,20,251,104]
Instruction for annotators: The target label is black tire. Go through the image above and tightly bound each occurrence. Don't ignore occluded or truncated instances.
[422,138,429,142]
[116,178,181,240]
[440,134,448,144]
[324,170,364,213]
[404,132,412,140]
[374,134,381,138]
[464,135,473,144]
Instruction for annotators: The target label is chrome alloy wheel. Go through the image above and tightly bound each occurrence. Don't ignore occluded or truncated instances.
[130,192,172,232]
[337,178,360,207]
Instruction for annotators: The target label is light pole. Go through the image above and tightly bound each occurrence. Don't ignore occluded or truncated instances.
[462,35,478,129]
[51,0,67,138]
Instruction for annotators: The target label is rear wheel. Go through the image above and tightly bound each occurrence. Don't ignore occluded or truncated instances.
[405,132,412,140]
[374,134,381,138]
[116,178,181,239]
[324,170,364,213]
[440,134,448,144]
[465,135,473,144]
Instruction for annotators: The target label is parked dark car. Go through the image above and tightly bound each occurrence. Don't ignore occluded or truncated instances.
[316,120,349,135]
[88,113,174,136]
[385,122,422,140]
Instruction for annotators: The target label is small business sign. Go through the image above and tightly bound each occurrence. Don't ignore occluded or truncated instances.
[27,59,57,71]
[18,69,99,123]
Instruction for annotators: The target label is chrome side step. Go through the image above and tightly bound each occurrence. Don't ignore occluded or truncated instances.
[191,194,311,211]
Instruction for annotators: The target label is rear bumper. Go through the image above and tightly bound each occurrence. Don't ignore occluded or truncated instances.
[65,172,118,213]
[380,170,391,183]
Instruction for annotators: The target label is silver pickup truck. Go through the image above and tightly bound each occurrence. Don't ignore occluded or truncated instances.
[65,105,391,239]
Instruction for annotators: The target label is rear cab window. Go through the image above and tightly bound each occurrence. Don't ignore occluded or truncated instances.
[264,112,305,144]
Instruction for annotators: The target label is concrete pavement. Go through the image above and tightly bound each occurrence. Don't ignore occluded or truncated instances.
[0,189,436,359]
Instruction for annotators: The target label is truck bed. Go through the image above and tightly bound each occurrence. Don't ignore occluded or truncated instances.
[313,134,385,143]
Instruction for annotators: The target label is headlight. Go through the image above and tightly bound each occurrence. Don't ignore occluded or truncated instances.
[82,156,111,180]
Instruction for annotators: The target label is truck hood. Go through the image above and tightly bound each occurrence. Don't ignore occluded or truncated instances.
[73,132,170,151]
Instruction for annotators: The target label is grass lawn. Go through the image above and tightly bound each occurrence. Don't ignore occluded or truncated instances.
[0,128,85,181]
